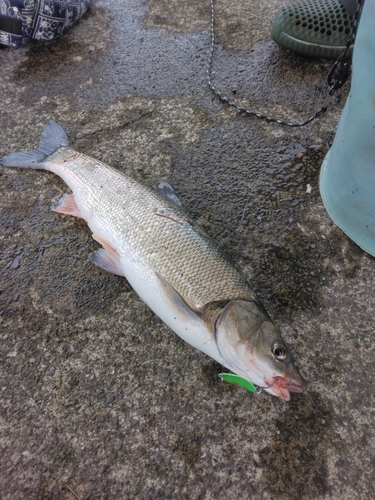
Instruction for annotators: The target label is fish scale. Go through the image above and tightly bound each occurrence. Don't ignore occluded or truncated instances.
[47,145,256,312]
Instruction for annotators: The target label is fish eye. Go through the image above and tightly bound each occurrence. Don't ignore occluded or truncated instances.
[273,342,288,361]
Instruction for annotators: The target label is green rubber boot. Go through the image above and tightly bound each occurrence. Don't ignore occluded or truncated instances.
[320,0,375,256]
[270,0,353,59]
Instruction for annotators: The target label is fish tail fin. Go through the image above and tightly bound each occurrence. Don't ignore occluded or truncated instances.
[0,120,70,169]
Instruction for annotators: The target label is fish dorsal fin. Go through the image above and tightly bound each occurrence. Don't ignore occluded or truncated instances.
[155,272,203,323]
[157,182,184,210]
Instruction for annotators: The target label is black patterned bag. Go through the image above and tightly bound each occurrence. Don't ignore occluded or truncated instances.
[0,0,91,47]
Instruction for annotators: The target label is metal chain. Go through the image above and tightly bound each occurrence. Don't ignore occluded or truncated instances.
[327,0,364,91]
[206,0,363,127]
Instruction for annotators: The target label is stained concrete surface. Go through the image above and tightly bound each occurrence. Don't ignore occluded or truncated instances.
[0,1,374,499]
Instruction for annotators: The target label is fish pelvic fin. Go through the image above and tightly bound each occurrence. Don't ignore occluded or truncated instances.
[89,234,124,276]
[0,120,70,170]
[88,249,125,277]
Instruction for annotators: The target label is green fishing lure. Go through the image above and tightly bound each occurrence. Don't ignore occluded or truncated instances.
[219,373,257,393]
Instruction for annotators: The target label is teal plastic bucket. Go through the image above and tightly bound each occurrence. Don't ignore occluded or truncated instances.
[320,0,375,256]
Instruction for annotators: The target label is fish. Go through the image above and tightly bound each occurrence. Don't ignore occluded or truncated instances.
[0,120,306,400]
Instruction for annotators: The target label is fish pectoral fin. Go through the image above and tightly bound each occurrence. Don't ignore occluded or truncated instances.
[51,193,82,218]
[88,248,124,276]
[155,272,203,323]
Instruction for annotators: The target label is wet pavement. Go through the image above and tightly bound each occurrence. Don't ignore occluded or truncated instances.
[0,1,374,499]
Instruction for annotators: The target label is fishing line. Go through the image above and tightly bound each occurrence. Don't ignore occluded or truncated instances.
[255,379,278,395]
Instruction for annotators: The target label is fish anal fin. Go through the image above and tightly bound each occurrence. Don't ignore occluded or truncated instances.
[155,272,203,322]
[52,193,82,218]
[88,248,124,276]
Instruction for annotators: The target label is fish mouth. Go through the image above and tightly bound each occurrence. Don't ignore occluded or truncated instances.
[266,376,306,401]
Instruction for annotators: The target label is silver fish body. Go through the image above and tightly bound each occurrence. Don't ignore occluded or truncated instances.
[50,146,256,310]
[1,121,306,400]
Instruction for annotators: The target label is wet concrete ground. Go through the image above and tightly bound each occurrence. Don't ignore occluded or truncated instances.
[0,1,374,499]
